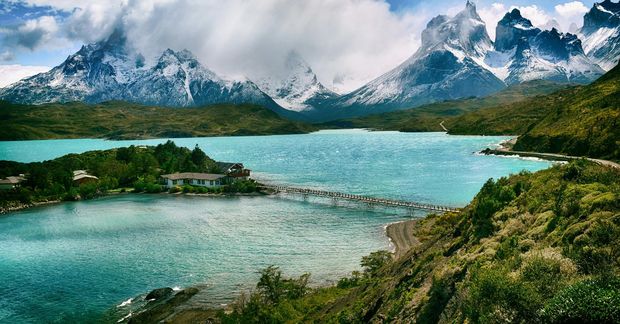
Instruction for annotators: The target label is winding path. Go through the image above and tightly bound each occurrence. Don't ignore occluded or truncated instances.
[486,149,620,170]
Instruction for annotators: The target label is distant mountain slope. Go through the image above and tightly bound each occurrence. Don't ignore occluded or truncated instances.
[253,51,338,112]
[0,30,294,118]
[321,80,569,132]
[0,101,316,140]
[514,63,620,160]
[450,62,620,161]
[580,0,620,70]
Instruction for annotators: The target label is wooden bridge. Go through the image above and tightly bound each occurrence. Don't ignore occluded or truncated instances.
[262,184,460,213]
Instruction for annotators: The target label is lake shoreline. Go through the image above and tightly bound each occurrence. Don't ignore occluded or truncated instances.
[0,189,270,215]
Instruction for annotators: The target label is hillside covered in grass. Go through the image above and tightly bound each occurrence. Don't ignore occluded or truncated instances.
[448,63,620,161]
[0,101,316,140]
[513,64,620,161]
[320,81,568,132]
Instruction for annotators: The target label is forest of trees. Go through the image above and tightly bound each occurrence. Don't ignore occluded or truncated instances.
[0,140,258,210]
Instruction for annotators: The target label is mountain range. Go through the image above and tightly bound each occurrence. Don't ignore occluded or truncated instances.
[1,1,619,122]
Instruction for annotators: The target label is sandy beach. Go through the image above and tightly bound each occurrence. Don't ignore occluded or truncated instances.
[386,219,420,259]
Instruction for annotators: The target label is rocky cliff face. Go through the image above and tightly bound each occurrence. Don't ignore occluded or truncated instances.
[490,9,604,85]
[580,0,620,70]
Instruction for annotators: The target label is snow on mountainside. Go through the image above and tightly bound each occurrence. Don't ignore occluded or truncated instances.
[0,30,285,115]
[579,0,620,70]
[486,9,603,85]
[254,51,337,112]
[329,1,504,116]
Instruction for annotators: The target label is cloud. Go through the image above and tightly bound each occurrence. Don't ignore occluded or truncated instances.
[0,64,49,87]
[478,1,589,37]
[513,5,552,28]
[115,0,423,93]
[0,50,15,61]
[555,1,589,31]
[62,1,124,43]
[478,3,508,39]
[6,1,593,93]
[1,15,60,50]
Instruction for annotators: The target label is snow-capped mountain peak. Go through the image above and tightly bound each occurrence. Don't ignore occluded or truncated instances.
[327,2,504,118]
[419,1,492,59]
[0,32,285,115]
[253,51,337,112]
[486,8,604,85]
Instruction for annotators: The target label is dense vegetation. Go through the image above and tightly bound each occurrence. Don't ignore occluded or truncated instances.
[0,141,257,211]
[320,80,568,132]
[156,160,619,323]
[0,101,316,140]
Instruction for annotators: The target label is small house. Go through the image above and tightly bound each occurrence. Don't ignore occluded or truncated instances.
[216,162,251,180]
[73,170,98,185]
[0,175,26,190]
[161,173,228,188]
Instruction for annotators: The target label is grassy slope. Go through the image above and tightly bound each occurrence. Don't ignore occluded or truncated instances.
[215,161,620,323]
[449,64,620,160]
[0,101,316,140]
[319,81,568,132]
[514,65,620,160]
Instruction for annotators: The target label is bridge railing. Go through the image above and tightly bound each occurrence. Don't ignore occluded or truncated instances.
[261,184,459,213]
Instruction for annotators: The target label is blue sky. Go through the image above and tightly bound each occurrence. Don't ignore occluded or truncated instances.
[386,0,596,12]
[0,0,607,90]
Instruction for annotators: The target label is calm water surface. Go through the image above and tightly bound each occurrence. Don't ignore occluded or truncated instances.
[0,130,553,322]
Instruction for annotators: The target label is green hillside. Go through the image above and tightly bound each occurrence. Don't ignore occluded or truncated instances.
[320,81,568,132]
[513,65,620,160]
[0,101,316,140]
[448,64,620,161]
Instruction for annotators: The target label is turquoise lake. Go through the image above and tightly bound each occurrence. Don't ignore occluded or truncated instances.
[0,130,554,322]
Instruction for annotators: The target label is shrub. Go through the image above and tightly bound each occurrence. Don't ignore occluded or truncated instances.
[361,250,393,278]
[256,266,310,304]
[463,265,542,323]
[337,271,362,288]
[541,277,620,323]
[78,182,99,199]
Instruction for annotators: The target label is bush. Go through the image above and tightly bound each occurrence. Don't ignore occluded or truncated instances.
[468,178,517,238]
[225,180,258,193]
[256,266,310,304]
[463,265,542,323]
[337,271,362,288]
[78,182,99,199]
[361,250,393,277]
[541,277,620,323]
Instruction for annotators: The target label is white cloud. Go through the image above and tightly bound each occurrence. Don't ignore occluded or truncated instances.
[478,1,590,37]
[120,0,424,93]
[479,3,508,39]
[10,1,593,93]
[513,5,552,29]
[0,64,50,88]
[1,15,60,50]
[555,1,588,31]
[15,0,425,92]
